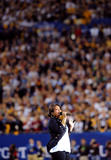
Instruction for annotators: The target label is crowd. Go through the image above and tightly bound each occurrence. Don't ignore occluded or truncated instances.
[8,138,111,160]
[70,138,111,160]
[8,138,51,160]
[22,138,111,160]
[1,0,111,28]
[0,0,111,134]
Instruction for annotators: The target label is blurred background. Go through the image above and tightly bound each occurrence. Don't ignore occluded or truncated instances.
[0,0,111,159]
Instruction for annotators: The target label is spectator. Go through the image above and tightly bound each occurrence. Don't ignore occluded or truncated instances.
[36,140,46,160]
[89,139,100,160]
[70,139,79,160]
[105,140,111,160]
[0,77,3,103]
[0,113,5,134]
[74,115,84,133]
[26,138,37,160]
[9,144,18,160]
[79,139,89,160]
[98,110,108,132]
[90,25,100,38]
[107,111,111,130]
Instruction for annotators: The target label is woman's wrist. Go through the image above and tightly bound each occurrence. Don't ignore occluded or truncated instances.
[61,118,67,126]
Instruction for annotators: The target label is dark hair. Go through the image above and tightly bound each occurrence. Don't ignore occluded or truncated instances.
[48,104,60,117]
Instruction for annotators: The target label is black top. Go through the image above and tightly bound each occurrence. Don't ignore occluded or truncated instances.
[79,144,89,156]
[47,116,66,152]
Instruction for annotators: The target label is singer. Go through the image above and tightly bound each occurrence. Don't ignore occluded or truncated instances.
[47,104,74,160]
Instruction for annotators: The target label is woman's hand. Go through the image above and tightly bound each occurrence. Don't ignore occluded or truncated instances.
[60,112,67,127]
[69,119,75,132]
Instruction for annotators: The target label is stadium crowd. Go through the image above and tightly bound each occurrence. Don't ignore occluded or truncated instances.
[0,0,111,135]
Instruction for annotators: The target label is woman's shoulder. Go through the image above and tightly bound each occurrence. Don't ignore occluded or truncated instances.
[49,117,57,123]
[48,116,61,126]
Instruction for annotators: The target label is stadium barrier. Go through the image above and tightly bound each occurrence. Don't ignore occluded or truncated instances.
[0,132,111,160]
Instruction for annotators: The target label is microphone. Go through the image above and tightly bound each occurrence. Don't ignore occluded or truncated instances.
[60,112,76,125]
[60,112,71,116]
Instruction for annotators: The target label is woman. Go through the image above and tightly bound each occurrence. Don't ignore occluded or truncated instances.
[47,104,74,160]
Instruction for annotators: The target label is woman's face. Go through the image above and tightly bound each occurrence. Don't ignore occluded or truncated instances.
[53,105,61,117]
